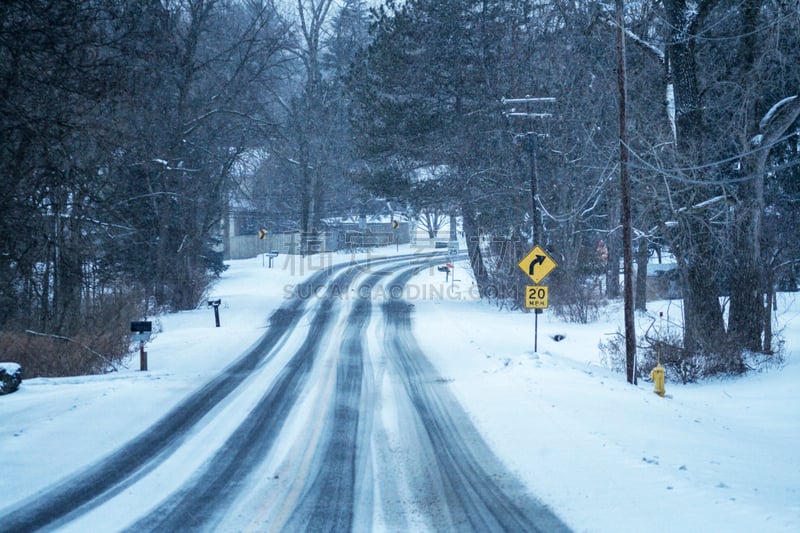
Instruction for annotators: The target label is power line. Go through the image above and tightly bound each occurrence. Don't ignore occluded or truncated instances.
[625,131,800,185]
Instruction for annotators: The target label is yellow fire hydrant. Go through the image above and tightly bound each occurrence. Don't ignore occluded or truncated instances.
[650,363,666,397]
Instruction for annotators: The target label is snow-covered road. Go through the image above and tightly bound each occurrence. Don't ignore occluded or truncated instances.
[3,247,798,533]
[1,253,567,532]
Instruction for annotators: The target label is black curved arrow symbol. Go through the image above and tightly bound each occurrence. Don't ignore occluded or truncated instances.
[529,254,546,275]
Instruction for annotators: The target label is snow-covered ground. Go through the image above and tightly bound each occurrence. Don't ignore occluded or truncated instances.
[1,246,798,532]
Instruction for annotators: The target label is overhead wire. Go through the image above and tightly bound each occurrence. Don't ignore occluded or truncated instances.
[624,130,800,186]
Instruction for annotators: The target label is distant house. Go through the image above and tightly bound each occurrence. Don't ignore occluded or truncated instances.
[646,263,680,300]
[222,198,411,259]
[325,215,410,251]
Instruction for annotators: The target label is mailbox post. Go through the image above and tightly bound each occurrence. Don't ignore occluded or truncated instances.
[208,299,221,327]
[267,250,279,268]
[437,264,451,281]
[130,321,152,371]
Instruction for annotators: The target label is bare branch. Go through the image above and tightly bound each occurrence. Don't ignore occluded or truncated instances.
[24,330,125,372]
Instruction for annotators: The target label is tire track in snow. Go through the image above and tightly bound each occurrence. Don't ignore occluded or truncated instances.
[379,265,572,532]
[280,268,391,531]
[126,256,436,530]
[0,266,332,533]
[0,254,427,532]
[125,263,368,530]
[1,252,568,532]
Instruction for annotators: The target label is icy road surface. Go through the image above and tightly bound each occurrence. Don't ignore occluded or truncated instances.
[1,254,568,532]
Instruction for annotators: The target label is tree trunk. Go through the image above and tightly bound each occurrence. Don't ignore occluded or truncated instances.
[635,236,648,311]
[763,264,775,354]
[606,204,621,299]
[728,221,764,352]
[663,0,727,360]
[728,95,800,352]
[680,229,727,355]
[462,204,489,297]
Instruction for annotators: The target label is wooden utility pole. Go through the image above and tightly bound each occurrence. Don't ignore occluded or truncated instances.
[502,97,555,245]
[616,0,637,384]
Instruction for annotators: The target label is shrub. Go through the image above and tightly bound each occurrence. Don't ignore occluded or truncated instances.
[637,331,704,384]
[0,329,128,378]
[552,276,602,324]
[0,363,22,394]
[599,327,785,384]
[0,292,141,378]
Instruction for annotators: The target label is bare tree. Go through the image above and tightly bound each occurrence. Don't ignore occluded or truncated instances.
[0,0,292,375]
[418,208,448,239]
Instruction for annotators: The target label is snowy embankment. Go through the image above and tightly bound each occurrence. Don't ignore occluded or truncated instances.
[0,253,309,510]
[0,248,798,533]
[410,264,800,533]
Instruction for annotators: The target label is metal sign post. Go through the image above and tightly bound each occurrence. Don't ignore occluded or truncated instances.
[258,228,268,267]
[392,219,399,251]
[448,241,459,288]
[518,245,557,353]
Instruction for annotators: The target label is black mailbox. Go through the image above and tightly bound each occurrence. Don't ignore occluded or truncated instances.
[208,299,221,327]
[131,320,152,371]
[130,321,152,333]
